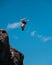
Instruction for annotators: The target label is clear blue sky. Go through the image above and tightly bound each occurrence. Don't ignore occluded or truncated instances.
[0,0,52,65]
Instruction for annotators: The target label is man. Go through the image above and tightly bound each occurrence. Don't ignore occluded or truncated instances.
[0,29,24,65]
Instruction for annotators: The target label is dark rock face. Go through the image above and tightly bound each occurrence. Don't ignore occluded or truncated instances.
[0,29,24,65]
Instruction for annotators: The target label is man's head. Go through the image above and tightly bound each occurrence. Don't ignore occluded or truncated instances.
[0,29,10,61]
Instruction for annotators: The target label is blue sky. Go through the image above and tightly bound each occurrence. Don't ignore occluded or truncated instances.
[0,0,52,65]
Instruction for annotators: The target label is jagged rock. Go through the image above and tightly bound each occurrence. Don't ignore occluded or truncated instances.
[0,29,24,65]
